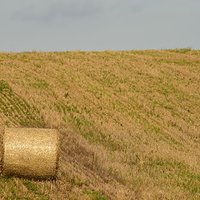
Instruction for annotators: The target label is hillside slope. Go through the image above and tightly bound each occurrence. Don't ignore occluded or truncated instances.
[0,49,200,200]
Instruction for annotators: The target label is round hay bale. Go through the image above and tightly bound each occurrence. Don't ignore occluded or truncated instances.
[2,128,59,179]
[0,127,4,173]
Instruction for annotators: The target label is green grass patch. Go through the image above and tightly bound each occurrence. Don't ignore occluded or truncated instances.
[0,80,45,127]
[0,173,48,199]
[30,79,49,89]
[146,157,200,195]
[22,180,49,200]
[173,48,193,54]
[84,189,108,200]
[0,80,11,93]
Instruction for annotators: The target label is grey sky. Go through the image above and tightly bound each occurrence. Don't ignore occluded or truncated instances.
[0,0,200,51]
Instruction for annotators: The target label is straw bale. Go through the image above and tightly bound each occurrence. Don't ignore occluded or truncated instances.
[2,128,59,179]
[0,127,4,173]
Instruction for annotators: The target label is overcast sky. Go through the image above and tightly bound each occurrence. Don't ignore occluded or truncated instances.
[1,0,200,52]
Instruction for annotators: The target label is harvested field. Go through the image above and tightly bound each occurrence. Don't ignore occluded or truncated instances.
[0,49,200,199]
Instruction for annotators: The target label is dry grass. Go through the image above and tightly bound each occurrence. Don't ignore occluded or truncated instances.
[0,49,200,199]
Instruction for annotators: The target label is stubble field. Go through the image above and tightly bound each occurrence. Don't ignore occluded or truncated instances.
[0,49,200,199]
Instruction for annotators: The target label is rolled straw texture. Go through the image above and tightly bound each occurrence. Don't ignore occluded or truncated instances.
[0,127,3,173]
[2,128,59,179]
